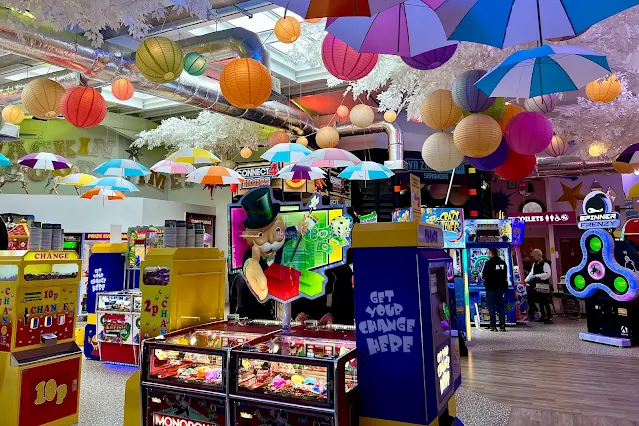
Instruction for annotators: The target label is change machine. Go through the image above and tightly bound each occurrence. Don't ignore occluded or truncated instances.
[352,222,463,426]
[0,250,83,426]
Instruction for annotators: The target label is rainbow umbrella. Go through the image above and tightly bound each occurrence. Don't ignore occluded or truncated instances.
[94,159,150,177]
[18,152,71,170]
[270,0,406,18]
[261,143,311,163]
[89,176,139,192]
[59,173,98,187]
[277,164,326,180]
[298,148,362,168]
[167,148,220,165]
[150,159,196,174]
[186,166,245,185]
[0,153,12,167]
[80,188,127,200]
[338,161,394,180]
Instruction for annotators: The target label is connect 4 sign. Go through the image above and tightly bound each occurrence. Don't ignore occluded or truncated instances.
[235,163,280,189]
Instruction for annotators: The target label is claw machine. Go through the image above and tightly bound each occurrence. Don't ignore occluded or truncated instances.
[0,250,83,426]
[96,289,142,365]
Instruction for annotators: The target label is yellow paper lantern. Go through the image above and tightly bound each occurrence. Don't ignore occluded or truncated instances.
[499,103,525,133]
[453,114,502,158]
[274,16,301,44]
[350,104,375,128]
[589,141,610,157]
[585,75,622,103]
[136,36,184,83]
[296,136,309,147]
[306,18,322,24]
[220,58,273,109]
[384,111,397,123]
[268,131,289,147]
[421,132,464,172]
[21,78,65,119]
[2,105,24,124]
[336,105,350,118]
[420,89,462,130]
[240,147,253,159]
[316,126,340,148]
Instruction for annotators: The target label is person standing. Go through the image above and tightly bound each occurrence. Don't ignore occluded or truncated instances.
[526,249,553,324]
[481,248,509,331]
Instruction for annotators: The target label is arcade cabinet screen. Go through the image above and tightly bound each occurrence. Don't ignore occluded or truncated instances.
[476,229,501,242]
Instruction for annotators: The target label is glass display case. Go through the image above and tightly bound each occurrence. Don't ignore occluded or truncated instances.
[96,289,142,365]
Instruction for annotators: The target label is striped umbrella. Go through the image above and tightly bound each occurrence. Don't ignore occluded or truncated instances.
[167,148,220,165]
[0,153,12,167]
[298,148,362,168]
[94,159,150,177]
[261,143,312,163]
[150,159,196,174]
[59,173,98,187]
[338,161,394,180]
[80,188,127,200]
[475,45,611,98]
[18,152,71,170]
[277,164,326,180]
[612,143,639,173]
[186,166,245,185]
[89,176,139,192]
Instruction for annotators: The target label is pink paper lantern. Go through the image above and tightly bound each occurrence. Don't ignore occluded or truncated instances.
[322,34,378,81]
[505,112,553,155]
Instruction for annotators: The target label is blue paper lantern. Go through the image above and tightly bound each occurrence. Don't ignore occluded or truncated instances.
[452,70,495,113]
[183,52,207,76]
[467,138,509,171]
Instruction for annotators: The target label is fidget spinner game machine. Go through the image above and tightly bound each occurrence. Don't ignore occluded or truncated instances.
[565,191,639,347]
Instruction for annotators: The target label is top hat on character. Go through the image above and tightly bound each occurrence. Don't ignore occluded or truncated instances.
[241,187,281,230]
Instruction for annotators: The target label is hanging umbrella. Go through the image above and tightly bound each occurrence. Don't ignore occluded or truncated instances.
[0,153,12,167]
[167,148,220,165]
[325,0,449,57]
[435,0,639,48]
[186,166,245,185]
[59,173,98,187]
[298,148,362,168]
[612,143,639,173]
[94,159,151,177]
[261,143,312,163]
[81,188,127,200]
[475,45,611,98]
[18,152,71,170]
[270,0,406,18]
[277,164,326,180]
[150,159,196,174]
[338,161,394,180]
[89,176,140,192]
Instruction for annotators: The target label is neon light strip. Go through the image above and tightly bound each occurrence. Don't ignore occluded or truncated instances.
[463,251,471,341]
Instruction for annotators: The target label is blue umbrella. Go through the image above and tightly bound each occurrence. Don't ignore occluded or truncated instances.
[475,45,611,98]
[94,159,150,177]
[260,143,311,163]
[435,0,639,48]
[338,161,394,180]
[89,177,140,192]
[0,153,11,167]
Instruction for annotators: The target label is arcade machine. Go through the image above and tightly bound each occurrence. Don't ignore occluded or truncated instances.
[352,221,463,426]
[96,289,142,365]
[566,191,639,347]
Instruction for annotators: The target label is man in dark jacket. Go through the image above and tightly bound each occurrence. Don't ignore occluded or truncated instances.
[481,248,509,331]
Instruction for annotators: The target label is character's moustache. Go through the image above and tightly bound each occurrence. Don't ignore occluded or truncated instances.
[257,239,285,255]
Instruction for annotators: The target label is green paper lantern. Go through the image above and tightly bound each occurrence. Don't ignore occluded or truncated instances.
[183,52,207,76]
[463,97,506,121]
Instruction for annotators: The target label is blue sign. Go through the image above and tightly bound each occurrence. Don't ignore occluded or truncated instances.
[86,252,125,314]
[422,208,465,248]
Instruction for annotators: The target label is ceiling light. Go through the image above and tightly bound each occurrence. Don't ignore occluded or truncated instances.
[4,65,64,81]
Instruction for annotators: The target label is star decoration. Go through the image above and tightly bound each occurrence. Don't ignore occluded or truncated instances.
[556,182,586,210]
[126,147,143,161]
[492,189,513,215]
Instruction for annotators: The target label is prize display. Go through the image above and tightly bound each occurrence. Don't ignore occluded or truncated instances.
[96,290,142,365]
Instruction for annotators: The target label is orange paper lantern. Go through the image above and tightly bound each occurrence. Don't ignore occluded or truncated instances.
[274,16,301,44]
[316,126,340,148]
[220,58,272,109]
[60,87,107,128]
[585,75,622,103]
[240,147,253,159]
[21,78,65,119]
[499,103,525,133]
[111,78,135,101]
[296,136,309,147]
[336,105,349,118]
[268,131,289,147]
[2,105,24,124]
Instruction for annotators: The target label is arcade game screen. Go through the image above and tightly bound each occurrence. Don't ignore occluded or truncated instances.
[468,247,511,286]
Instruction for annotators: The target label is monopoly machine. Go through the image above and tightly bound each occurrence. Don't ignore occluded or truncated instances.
[352,222,463,426]
[566,191,639,347]
[0,250,83,426]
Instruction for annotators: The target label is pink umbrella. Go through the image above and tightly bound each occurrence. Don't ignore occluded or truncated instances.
[298,148,362,168]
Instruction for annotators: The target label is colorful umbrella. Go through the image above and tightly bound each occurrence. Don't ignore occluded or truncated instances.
[150,159,196,174]
[298,148,362,168]
[94,159,150,177]
[325,0,448,57]
[338,161,394,180]
[89,176,140,192]
[0,153,11,167]
[261,143,312,163]
[612,143,639,173]
[186,166,245,185]
[475,45,611,98]
[18,152,71,170]
[277,164,326,180]
[59,173,98,187]
[435,0,639,48]
[167,148,220,165]
[270,0,406,18]
[80,188,127,200]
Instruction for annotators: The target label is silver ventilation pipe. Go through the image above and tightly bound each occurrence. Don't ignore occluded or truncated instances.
[336,120,406,170]
[532,156,615,177]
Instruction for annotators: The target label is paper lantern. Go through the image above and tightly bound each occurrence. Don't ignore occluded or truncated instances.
[322,34,378,81]
[589,141,610,157]
[220,58,272,109]
[306,18,322,24]
[430,184,448,199]
[465,97,505,121]
[296,136,308,147]
[384,111,397,123]
[21,78,65,119]
[544,135,568,157]
[267,131,289,147]
[586,75,621,103]
[111,78,135,101]
[402,43,458,70]
[316,126,340,148]
[452,70,495,113]
[495,150,537,181]
[467,138,509,171]
[505,112,553,155]
[240,147,253,159]
[275,16,301,44]
[420,89,462,130]
[336,105,349,118]
[60,87,107,128]
[136,36,183,83]
[421,132,464,172]
[350,104,375,128]
[453,114,502,158]
[183,52,207,76]
[499,103,525,133]
[2,105,24,124]
[524,94,557,114]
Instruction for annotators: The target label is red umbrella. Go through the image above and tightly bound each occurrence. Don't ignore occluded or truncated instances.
[270,0,405,18]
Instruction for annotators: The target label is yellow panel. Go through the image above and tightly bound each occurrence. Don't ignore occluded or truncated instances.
[353,222,420,248]
[91,243,128,253]
[328,208,346,264]
[175,271,223,329]
[123,372,141,426]
[448,394,457,417]
[0,351,20,424]
[360,417,427,426]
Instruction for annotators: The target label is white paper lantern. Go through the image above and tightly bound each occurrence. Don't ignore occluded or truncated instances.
[421,132,464,172]
[544,135,568,157]
[350,104,375,128]
[316,126,340,148]
[524,95,557,114]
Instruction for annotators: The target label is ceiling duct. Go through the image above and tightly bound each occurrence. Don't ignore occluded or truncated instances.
[337,120,406,170]
[532,156,615,178]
